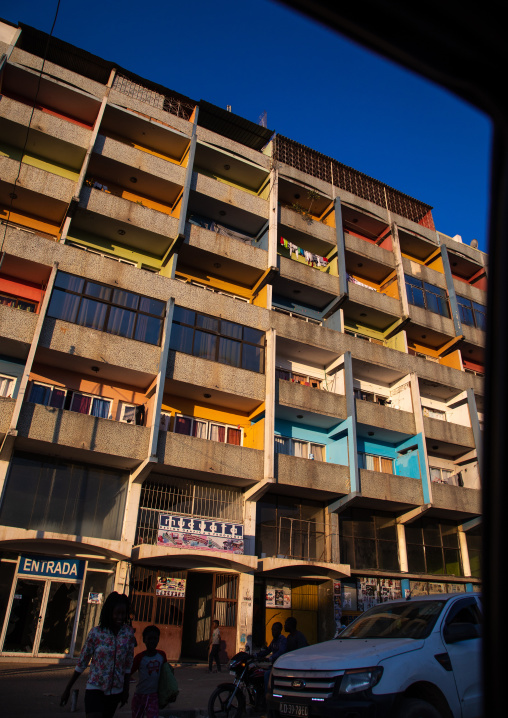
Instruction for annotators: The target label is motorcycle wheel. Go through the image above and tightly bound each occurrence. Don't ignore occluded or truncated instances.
[208,682,246,718]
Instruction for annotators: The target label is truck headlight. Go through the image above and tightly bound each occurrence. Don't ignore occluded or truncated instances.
[339,667,383,695]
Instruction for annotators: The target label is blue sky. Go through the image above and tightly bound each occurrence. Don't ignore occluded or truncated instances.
[2,0,492,251]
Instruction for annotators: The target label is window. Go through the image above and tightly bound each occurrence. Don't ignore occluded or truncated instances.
[0,293,37,312]
[276,367,322,388]
[274,435,326,461]
[340,508,399,571]
[0,374,16,398]
[47,271,165,345]
[29,382,67,408]
[405,275,450,317]
[118,403,146,425]
[405,518,462,576]
[29,383,113,420]
[170,306,264,373]
[358,453,393,473]
[429,466,463,486]
[457,295,487,331]
[174,414,243,446]
[256,494,325,561]
[354,388,391,405]
[70,392,112,419]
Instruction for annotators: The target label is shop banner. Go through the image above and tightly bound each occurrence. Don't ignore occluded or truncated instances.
[18,555,85,580]
[156,576,186,598]
[266,580,291,608]
[157,514,244,554]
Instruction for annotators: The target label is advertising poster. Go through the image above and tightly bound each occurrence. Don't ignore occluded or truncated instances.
[157,514,244,554]
[341,582,358,612]
[156,576,186,598]
[379,578,401,602]
[409,581,429,596]
[88,592,103,604]
[266,580,291,608]
[357,577,379,611]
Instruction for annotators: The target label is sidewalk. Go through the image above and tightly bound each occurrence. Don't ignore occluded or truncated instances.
[0,660,242,718]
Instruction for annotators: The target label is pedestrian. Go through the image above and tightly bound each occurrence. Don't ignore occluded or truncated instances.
[130,625,167,718]
[60,591,136,718]
[284,616,308,653]
[209,619,221,673]
[255,621,287,695]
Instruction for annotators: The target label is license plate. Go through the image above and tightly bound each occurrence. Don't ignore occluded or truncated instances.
[280,703,308,716]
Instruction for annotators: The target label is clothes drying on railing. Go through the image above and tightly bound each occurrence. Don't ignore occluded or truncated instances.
[280,237,329,267]
[188,213,254,244]
[347,273,377,291]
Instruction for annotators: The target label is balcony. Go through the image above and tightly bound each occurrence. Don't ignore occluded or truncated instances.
[0,397,15,440]
[423,416,475,448]
[275,453,350,499]
[77,186,179,255]
[278,379,347,420]
[0,95,90,170]
[0,302,38,349]
[278,255,340,298]
[346,281,402,327]
[191,172,268,226]
[430,482,481,520]
[344,231,395,273]
[17,402,150,467]
[156,431,263,484]
[407,303,456,338]
[359,469,424,509]
[279,204,335,247]
[356,400,416,434]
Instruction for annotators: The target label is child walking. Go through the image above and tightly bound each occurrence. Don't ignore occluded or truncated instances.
[131,625,167,718]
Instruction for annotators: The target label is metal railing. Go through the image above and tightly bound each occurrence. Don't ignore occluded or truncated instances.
[113,74,195,121]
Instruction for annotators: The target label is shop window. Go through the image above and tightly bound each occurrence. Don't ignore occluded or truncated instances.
[405,518,462,576]
[0,293,37,312]
[47,271,165,345]
[174,414,242,446]
[170,306,264,373]
[274,436,326,461]
[339,508,399,571]
[256,495,325,561]
[457,295,487,331]
[405,275,450,318]
[0,452,128,540]
[358,453,393,474]
[0,374,16,398]
[465,525,482,579]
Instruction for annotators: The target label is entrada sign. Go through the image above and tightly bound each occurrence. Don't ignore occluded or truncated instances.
[18,555,85,580]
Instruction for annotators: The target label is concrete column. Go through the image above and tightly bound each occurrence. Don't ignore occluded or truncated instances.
[328,511,340,564]
[114,560,132,594]
[121,480,144,546]
[343,351,360,493]
[466,388,483,478]
[176,108,199,240]
[268,167,278,270]
[409,372,433,503]
[264,329,276,481]
[243,499,257,556]
[391,224,410,317]
[334,197,348,298]
[148,297,175,459]
[236,572,254,653]
[440,244,463,337]
[458,529,472,578]
[0,445,14,509]
[397,523,409,572]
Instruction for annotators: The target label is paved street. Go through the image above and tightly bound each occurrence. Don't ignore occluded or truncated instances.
[0,661,231,718]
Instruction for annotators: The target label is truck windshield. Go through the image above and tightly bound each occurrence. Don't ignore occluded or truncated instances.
[338,600,446,640]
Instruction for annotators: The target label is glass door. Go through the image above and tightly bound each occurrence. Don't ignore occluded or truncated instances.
[38,581,80,655]
[1,578,45,654]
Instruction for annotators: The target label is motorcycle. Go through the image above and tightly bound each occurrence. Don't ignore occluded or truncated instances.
[207,650,267,718]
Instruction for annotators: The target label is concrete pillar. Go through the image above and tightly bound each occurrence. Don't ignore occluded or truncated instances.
[0,443,14,509]
[466,388,483,478]
[343,351,360,493]
[458,529,472,578]
[121,480,144,546]
[114,560,132,594]
[328,511,340,564]
[236,572,254,653]
[397,523,409,573]
[264,329,276,481]
[334,197,348,298]
[243,499,257,556]
[177,108,199,240]
[148,298,175,459]
[409,372,433,503]
[440,244,463,337]
[391,224,410,317]
[268,167,278,270]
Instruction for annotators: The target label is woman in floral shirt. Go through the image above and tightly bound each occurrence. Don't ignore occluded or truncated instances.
[61,592,136,718]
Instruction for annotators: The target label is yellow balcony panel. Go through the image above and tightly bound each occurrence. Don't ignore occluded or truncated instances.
[278,379,347,421]
[0,302,38,348]
[275,453,350,499]
[17,402,150,467]
[359,469,424,509]
[39,318,161,380]
[356,400,416,435]
[157,431,263,485]
[430,482,481,520]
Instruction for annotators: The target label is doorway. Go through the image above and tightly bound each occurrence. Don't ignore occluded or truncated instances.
[181,572,213,661]
[1,577,80,656]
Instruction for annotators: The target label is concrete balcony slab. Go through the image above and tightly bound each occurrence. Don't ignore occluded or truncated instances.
[356,400,416,436]
[0,303,38,347]
[278,255,340,296]
[0,397,15,439]
[360,469,424,509]
[278,380,347,422]
[275,453,350,499]
[132,543,257,573]
[279,205,335,247]
[345,232,395,269]
[191,172,269,221]
[430,482,481,520]
[257,556,350,579]
[423,416,475,448]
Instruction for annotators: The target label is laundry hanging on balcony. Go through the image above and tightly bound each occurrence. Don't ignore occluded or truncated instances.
[346,273,377,291]
[280,237,328,267]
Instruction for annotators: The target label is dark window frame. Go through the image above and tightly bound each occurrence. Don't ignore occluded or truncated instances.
[339,509,399,571]
[405,519,462,576]
[47,271,165,346]
[170,306,265,373]
[457,295,487,331]
[404,274,450,318]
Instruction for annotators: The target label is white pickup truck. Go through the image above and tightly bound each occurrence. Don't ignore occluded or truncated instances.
[268,593,482,718]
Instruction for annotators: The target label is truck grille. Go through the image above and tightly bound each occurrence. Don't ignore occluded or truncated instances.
[272,669,344,700]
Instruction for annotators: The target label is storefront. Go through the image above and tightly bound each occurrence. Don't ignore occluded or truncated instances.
[0,550,116,657]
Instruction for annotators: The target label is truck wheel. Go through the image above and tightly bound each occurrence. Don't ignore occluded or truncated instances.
[396,698,442,718]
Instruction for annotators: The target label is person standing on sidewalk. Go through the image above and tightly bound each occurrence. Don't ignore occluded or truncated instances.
[130,625,167,718]
[60,592,136,718]
[208,620,221,673]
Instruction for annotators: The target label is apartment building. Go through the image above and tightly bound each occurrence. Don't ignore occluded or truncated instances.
[0,19,483,661]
